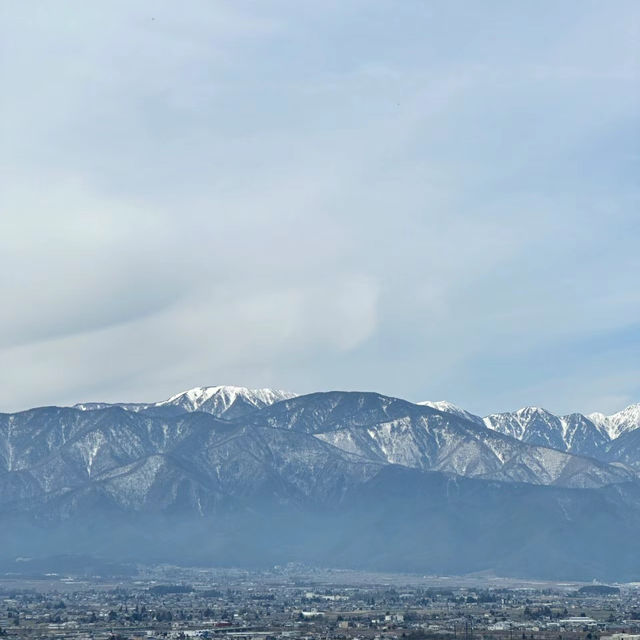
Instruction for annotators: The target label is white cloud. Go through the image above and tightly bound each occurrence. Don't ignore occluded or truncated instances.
[0,0,638,413]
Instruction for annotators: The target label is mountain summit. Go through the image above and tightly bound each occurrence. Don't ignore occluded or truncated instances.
[156,385,297,419]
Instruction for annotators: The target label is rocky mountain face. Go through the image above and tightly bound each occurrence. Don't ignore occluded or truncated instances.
[1,386,640,580]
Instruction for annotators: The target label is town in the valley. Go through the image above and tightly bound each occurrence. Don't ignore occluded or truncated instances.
[0,563,639,640]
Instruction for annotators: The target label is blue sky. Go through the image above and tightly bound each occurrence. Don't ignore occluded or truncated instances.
[1,1,638,415]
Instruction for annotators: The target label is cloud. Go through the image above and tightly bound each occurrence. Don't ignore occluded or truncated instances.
[0,0,638,413]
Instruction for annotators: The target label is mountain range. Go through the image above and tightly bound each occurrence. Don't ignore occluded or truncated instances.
[1,386,640,581]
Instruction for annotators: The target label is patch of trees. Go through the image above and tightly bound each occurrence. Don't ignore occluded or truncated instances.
[523,606,554,619]
[578,586,620,596]
[149,584,194,595]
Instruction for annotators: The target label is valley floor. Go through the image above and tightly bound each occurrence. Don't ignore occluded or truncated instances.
[1,564,639,640]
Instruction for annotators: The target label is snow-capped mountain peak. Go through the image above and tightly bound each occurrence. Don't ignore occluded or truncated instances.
[417,400,484,426]
[588,403,640,440]
[483,406,599,455]
[156,385,297,418]
[481,404,627,459]
[73,385,297,420]
[483,406,556,440]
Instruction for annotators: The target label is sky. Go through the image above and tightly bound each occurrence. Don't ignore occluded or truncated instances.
[1,1,639,416]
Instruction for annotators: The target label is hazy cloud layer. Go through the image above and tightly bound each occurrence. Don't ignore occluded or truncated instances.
[1,1,639,414]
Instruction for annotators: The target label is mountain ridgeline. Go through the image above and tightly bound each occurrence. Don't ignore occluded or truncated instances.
[1,386,640,581]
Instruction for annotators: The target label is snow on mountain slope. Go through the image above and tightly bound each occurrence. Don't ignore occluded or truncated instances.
[246,392,635,488]
[74,402,147,412]
[483,407,564,446]
[482,407,611,459]
[317,413,633,488]
[0,409,383,515]
[588,404,640,440]
[559,413,611,458]
[417,400,484,426]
